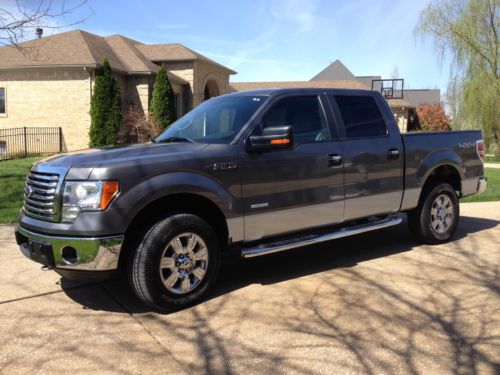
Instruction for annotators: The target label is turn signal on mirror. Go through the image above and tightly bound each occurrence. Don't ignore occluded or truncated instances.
[270,138,290,145]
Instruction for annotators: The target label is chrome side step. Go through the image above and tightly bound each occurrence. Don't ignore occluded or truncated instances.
[241,215,403,258]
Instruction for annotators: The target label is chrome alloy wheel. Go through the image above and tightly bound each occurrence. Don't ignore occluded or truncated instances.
[430,194,454,234]
[159,232,209,295]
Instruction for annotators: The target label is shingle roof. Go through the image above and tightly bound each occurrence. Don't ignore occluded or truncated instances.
[387,98,415,108]
[0,29,235,76]
[0,29,103,68]
[310,60,356,81]
[135,43,236,74]
[229,80,370,92]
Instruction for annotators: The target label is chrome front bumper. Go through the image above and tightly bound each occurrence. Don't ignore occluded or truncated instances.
[477,177,487,194]
[15,226,124,271]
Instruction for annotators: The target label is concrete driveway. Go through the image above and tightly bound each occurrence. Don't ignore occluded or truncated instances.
[0,202,499,374]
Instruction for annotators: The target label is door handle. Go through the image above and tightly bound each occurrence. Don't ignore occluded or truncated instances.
[328,154,343,166]
[388,149,400,158]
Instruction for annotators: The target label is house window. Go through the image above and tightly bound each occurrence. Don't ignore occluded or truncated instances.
[0,87,5,114]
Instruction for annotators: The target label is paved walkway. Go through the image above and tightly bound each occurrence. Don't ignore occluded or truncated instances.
[484,163,500,169]
[1,202,499,374]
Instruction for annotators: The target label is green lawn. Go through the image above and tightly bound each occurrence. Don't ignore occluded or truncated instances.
[0,157,40,223]
[0,157,498,224]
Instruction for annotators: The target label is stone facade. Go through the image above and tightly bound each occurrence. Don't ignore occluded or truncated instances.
[0,68,92,150]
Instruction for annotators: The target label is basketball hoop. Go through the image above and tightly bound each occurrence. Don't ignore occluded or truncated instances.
[372,79,404,100]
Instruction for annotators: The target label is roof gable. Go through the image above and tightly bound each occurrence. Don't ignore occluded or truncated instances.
[0,29,99,68]
[135,43,236,74]
[310,59,356,81]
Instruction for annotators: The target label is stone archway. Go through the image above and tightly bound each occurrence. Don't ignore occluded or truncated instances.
[203,79,220,101]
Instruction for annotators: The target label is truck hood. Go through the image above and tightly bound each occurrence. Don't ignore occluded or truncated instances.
[36,142,209,169]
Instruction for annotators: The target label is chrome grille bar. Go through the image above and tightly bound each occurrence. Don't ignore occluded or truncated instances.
[23,170,60,222]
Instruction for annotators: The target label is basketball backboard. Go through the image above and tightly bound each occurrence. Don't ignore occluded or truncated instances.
[371,79,404,100]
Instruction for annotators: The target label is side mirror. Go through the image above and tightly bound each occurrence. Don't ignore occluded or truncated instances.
[248,126,294,152]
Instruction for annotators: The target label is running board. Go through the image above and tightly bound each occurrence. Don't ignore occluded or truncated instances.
[241,215,403,258]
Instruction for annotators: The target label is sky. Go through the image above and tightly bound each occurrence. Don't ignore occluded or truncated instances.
[5,0,451,91]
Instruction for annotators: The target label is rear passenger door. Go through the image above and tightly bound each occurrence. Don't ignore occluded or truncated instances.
[328,93,403,221]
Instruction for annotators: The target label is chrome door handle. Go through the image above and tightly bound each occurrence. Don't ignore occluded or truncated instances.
[388,149,400,158]
[328,154,342,166]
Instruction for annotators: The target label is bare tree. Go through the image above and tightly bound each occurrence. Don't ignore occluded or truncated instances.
[0,0,92,48]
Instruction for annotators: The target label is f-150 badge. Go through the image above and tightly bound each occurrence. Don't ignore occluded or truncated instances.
[205,162,238,171]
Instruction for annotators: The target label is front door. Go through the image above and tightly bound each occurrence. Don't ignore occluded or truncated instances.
[240,94,345,242]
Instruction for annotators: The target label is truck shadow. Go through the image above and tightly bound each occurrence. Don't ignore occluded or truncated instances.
[60,214,499,314]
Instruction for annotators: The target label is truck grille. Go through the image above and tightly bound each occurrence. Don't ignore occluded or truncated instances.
[23,171,60,221]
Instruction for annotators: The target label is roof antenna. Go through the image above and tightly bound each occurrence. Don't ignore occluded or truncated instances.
[35,28,43,39]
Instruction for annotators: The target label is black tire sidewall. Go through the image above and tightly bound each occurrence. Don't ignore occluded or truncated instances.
[131,213,221,311]
[418,183,459,244]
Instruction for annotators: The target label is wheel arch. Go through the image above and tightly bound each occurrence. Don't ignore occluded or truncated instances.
[416,159,463,207]
[118,192,230,270]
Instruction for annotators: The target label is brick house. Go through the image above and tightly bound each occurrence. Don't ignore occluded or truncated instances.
[0,30,236,150]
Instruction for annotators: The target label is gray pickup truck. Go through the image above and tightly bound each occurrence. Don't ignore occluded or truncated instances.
[15,88,487,311]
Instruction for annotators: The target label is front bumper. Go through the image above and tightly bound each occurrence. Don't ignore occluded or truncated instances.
[15,226,124,271]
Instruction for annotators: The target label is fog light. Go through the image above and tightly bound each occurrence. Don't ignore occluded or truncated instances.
[61,246,79,265]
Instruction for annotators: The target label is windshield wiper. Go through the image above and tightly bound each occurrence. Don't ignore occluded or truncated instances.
[155,136,194,143]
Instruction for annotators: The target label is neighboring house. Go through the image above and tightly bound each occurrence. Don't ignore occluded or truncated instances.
[231,59,440,133]
[311,60,441,132]
[0,29,236,150]
[230,79,369,92]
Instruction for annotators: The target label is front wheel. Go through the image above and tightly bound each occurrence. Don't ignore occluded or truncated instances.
[128,213,221,312]
[408,182,459,244]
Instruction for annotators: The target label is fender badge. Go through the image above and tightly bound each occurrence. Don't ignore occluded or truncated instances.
[205,162,238,171]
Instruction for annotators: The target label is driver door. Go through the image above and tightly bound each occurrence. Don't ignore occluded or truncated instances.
[240,94,345,242]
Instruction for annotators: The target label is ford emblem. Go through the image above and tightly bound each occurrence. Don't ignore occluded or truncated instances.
[25,185,34,198]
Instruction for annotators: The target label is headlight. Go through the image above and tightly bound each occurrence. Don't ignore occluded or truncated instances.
[62,181,119,222]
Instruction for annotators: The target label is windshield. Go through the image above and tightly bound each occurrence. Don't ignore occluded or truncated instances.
[155,95,267,144]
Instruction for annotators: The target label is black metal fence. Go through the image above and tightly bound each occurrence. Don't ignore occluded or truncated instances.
[0,127,63,161]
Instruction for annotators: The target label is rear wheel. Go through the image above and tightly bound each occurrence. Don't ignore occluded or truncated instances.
[128,213,221,312]
[408,182,459,244]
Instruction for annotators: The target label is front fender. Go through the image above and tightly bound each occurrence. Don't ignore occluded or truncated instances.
[119,171,239,223]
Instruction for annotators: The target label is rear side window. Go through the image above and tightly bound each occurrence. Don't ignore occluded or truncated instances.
[333,95,387,138]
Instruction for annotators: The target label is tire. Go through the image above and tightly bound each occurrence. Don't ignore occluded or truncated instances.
[128,213,221,312]
[408,182,459,244]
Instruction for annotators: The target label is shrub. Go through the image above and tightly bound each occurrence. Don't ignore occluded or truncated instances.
[416,103,450,131]
[89,59,122,147]
[150,66,176,130]
[117,106,160,144]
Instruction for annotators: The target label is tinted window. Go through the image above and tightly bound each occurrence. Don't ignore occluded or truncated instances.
[263,96,330,144]
[0,88,5,114]
[334,95,386,138]
[156,95,266,144]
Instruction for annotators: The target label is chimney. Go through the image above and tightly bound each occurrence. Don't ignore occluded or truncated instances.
[35,28,43,39]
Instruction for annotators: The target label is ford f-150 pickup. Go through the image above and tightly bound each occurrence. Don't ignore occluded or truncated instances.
[15,88,487,311]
